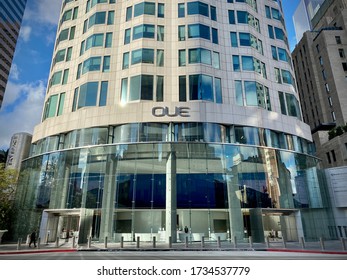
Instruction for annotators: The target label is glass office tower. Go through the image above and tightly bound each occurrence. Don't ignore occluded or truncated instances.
[0,0,27,108]
[13,0,335,244]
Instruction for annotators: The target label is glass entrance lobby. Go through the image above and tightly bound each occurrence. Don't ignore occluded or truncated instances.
[14,142,334,244]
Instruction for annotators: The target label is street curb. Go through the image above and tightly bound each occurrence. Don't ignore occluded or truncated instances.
[265,248,347,255]
[0,249,77,255]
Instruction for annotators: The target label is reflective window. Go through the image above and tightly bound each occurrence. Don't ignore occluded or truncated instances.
[88,11,106,29]
[105,32,113,48]
[187,1,209,17]
[129,75,154,101]
[188,24,210,40]
[124,28,131,44]
[82,56,101,74]
[134,2,155,17]
[133,24,155,40]
[157,49,164,66]
[50,71,62,86]
[122,52,129,69]
[99,81,108,106]
[228,10,235,24]
[158,3,164,18]
[57,93,65,116]
[126,6,132,21]
[178,3,185,18]
[131,48,154,65]
[78,82,99,108]
[230,32,238,47]
[189,74,213,101]
[156,76,164,101]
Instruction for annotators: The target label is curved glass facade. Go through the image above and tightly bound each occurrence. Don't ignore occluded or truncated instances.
[15,142,332,243]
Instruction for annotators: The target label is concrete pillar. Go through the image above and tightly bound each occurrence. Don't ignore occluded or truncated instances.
[99,156,117,242]
[165,151,177,243]
[226,176,244,242]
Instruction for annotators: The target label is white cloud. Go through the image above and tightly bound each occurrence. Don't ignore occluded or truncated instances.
[9,64,20,81]
[0,81,46,149]
[25,0,61,26]
[19,25,32,42]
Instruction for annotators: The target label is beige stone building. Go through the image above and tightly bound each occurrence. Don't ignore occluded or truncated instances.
[13,0,336,244]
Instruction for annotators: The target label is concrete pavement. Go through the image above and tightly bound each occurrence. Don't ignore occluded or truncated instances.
[1,237,347,256]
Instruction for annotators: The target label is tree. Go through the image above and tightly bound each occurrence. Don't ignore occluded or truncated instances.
[0,164,18,230]
[0,149,8,164]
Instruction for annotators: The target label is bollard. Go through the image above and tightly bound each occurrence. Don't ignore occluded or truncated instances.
[87,236,91,249]
[217,236,221,248]
[282,236,286,248]
[72,236,76,248]
[153,236,156,248]
[266,236,270,248]
[37,237,40,249]
[201,236,205,248]
[341,237,346,251]
[104,236,108,249]
[136,236,140,248]
[168,236,172,248]
[55,236,59,248]
[17,238,22,250]
[233,236,237,249]
[249,236,253,248]
[120,236,124,248]
[300,237,305,249]
[185,236,188,248]
[320,237,325,251]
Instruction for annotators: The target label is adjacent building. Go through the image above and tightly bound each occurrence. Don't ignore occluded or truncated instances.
[292,0,347,238]
[0,0,27,108]
[5,132,32,171]
[293,0,325,43]
[13,0,335,244]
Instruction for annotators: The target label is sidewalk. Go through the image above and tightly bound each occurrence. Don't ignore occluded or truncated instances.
[1,238,347,255]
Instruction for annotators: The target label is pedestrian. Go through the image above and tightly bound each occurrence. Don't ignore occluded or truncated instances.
[29,229,37,248]
[184,226,189,233]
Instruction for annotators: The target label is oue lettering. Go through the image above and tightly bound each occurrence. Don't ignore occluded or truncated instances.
[152,106,190,117]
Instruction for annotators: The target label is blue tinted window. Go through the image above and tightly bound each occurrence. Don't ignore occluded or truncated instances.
[78,82,99,108]
[228,10,235,24]
[133,24,155,40]
[158,3,164,18]
[242,56,254,71]
[124,28,131,44]
[237,11,248,23]
[82,56,101,74]
[233,55,240,71]
[274,27,284,40]
[187,1,209,17]
[230,32,238,47]
[268,25,274,39]
[178,3,185,17]
[210,6,217,21]
[188,24,210,40]
[131,48,154,64]
[134,2,155,17]
[99,81,108,106]
[189,74,213,101]
[239,32,250,46]
[212,28,218,44]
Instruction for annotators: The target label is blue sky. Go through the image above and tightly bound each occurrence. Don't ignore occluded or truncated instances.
[0,0,301,149]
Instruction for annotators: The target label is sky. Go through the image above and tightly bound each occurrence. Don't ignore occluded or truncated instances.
[0,0,301,150]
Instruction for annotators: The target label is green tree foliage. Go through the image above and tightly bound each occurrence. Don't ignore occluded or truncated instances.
[0,164,18,230]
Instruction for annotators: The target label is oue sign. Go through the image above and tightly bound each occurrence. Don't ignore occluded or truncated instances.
[152,106,190,117]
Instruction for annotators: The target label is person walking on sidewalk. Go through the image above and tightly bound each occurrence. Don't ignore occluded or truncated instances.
[29,230,37,248]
